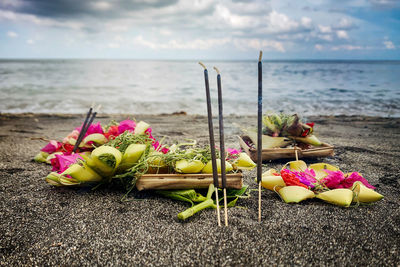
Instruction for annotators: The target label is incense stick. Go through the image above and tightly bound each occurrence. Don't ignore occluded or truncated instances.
[73,106,93,153]
[73,105,100,153]
[199,62,221,227]
[214,66,228,226]
[257,51,263,223]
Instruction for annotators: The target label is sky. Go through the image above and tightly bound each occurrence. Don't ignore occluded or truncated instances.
[0,0,399,60]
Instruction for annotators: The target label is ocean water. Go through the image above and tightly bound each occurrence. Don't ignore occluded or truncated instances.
[0,59,399,117]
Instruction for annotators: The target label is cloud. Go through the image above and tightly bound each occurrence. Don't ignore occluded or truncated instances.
[266,10,301,33]
[0,0,25,8]
[318,25,332,33]
[7,31,18,37]
[133,35,231,50]
[383,40,395,49]
[0,9,84,30]
[26,38,34,44]
[91,1,112,11]
[4,0,179,18]
[233,38,285,52]
[215,4,259,29]
[335,18,354,29]
[314,44,323,51]
[318,34,333,41]
[368,0,400,7]
[336,30,349,39]
[0,0,398,59]
[301,17,312,28]
[107,42,120,48]
[331,45,364,51]
[132,34,285,52]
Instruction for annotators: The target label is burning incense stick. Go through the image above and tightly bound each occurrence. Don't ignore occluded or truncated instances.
[214,66,229,226]
[257,51,263,223]
[73,106,93,153]
[199,62,221,227]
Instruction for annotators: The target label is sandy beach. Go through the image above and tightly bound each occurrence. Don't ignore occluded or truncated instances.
[0,113,399,266]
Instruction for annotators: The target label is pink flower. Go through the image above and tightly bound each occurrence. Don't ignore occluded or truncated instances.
[321,170,375,189]
[118,120,136,133]
[75,122,104,138]
[227,148,241,155]
[86,122,104,135]
[340,172,375,189]
[145,128,153,138]
[51,153,82,173]
[226,148,241,161]
[321,170,345,189]
[41,140,61,154]
[292,168,318,188]
[152,140,160,150]
[160,147,169,154]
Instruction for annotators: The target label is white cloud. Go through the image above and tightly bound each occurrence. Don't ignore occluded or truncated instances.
[336,30,349,39]
[336,18,353,29]
[0,0,394,58]
[159,29,172,36]
[369,0,398,6]
[133,35,231,50]
[233,38,285,52]
[7,31,18,38]
[215,4,258,29]
[0,10,83,30]
[331,45,363,51]
[318,34,333,41]
[266,10,300,33]
[318,25,332,33]
[0,0,24,8]
[301,17,312,28]
[91,1,112,11]
[107,43,120,48]
[104,21,129,32]
[383,40,395,49]
[315,44,323,51]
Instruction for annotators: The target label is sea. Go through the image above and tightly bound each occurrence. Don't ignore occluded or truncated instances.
[0,59,399,117]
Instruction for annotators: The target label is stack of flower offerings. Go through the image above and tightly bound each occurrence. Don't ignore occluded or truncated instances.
[239,112,334,162]
[34,119,255,191]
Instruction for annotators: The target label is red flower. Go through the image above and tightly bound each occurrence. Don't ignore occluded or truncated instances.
[56,143,75,155]
[104,125,120,140]
[301,129,310,137]
[280,169,308,188]
[306,122,315,128]
[301,122,315,137]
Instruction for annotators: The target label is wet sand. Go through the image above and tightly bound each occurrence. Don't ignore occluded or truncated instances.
[0,113,399,266]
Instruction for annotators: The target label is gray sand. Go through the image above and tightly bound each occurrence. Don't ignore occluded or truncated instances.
[0,113,399,266]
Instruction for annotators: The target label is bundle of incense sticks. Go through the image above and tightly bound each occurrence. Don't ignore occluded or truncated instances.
[200,51,263,225]
[199,62,229,226]
[72,105,99,153]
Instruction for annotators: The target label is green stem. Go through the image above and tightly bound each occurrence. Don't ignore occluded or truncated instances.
[177,198,215,220]
[206,183,215,199]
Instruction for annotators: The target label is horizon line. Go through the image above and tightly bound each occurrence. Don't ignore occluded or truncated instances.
[0,58,400,62]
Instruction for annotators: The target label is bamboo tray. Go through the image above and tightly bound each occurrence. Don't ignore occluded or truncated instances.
[136,173,243,191]
[239,135,334,162]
